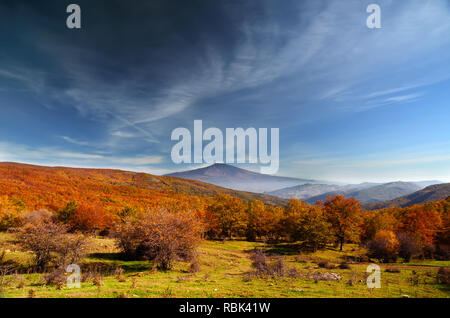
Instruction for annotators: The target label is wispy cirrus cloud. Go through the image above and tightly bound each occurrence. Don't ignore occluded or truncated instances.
[111,131,136,138]
[0,142,164,167]
[292,146,450,169]
[110,156,164,165]
[60,136,91,146]
[383,93,424,103]
[2,0,449,127]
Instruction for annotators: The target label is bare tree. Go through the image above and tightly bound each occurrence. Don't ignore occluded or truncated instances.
[113,208,203,270]
[18,214,89,271]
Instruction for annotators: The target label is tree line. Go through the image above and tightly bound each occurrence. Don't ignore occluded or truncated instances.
[1,193,449,273]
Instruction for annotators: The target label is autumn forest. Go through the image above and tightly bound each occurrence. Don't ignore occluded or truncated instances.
[0,161,448,299]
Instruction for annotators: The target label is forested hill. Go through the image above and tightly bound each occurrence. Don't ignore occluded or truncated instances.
[0,162,287,212]
[364,183,450,210]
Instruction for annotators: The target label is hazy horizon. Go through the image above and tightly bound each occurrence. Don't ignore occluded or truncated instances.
[0,160,446,186]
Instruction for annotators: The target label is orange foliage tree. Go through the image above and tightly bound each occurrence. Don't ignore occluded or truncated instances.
[283,199,310,239]
[0,195,24,231]
[297,205,332,251]
[436,200,450,246]
[320,195,363,251]
[68,203,113,234]
[397,204,442,247]
[207,194,246,239]
[245,200,278,241]
[368,230,400,262]
[283,199,332,250]
[362,210,398,242]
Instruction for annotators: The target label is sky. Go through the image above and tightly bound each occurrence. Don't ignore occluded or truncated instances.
[0,0,449,183]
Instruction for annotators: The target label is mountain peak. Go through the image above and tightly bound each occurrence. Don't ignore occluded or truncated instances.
[209,163,228,167]
[166,164,318,193]
[206,163,242,171]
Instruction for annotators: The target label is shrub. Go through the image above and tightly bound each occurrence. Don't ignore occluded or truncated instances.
[385,268,401,273]
[397,232,421,262]
[343,255,369,263]
[367,230,400,263]
[93,274,104,286]
[436,267,450,285]
[18,217,89,271]
[338,262,351,270]
[68,203,112,234]
[250,249,268,273]
[19,219,66,270]
[360,255,370,263]
[58,202,78,224]
[15,275,25,289]
[247,249,299,279]
[0,196,25,231]
[58,234,90,267]
[0,262,14,289]
[116,207,138,222]
[43,267,66,288]
[347,274,357,286]
[409,270,419,286]
[0,211,23,231]
[114,267,126,282]
[28,289,36,298]
[318,261,333,269]
[131,277,137,289]
[188,260,201,273]
[23,209,54,224]
[434,246,450,261]
[421,244,435,259]
[317,261,326,268]
[113,208,203,270]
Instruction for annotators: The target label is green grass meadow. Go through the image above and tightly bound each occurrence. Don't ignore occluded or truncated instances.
[0,233,448,298]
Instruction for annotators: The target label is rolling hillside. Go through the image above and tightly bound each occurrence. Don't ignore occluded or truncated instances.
[0,162,287,211]
[365,183,450,210]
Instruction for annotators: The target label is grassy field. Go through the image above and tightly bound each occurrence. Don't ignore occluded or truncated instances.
[0,233,448,298]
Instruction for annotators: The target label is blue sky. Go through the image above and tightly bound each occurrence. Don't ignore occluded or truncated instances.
[0,0,449,183]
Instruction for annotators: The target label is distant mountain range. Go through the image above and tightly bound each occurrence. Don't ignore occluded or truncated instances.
[1,162,446,210]
[303,181,422,204]
[166,163,322,193]
[268,183,355,200]
[167,164,444,205]
[364,183,450,210]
